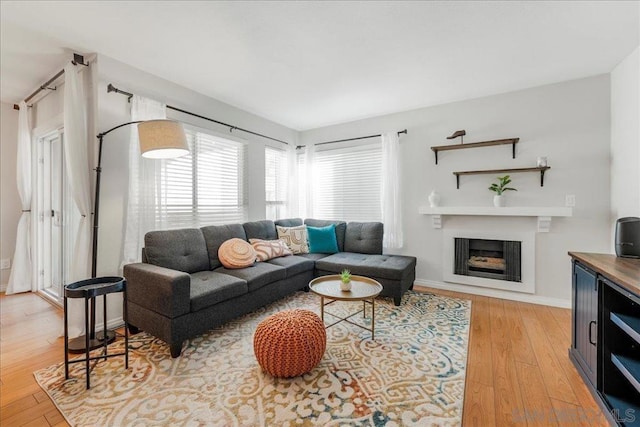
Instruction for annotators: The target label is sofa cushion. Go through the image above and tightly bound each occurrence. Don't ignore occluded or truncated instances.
[145,228,210,273]
[344,222,383,254]
[304,219,347,252]
[218,238,257,269]
[266,255,315,277]
[274,218,303,228]
[214,262,286,292]
[189,271,248,312]
[201,224,247,270]
[243,220,278,241]
[315,252,416,281]
[250,238,292,261]
[307,224,339,254]
[298,253,331,261]
[276,225,309,254]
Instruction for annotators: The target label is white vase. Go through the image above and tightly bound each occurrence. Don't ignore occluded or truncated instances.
[340,281,351,291]
[493,195,505,207]
[428,190,441,207]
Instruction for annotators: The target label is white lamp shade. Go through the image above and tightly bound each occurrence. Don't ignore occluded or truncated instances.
[138,119,189,159]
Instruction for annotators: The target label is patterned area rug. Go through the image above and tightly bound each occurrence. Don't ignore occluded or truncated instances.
[35,290,471,426]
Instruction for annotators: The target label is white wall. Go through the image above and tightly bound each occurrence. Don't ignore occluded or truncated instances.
[300,75,612,306]
[610,46,640,242]
[0,103,20,291]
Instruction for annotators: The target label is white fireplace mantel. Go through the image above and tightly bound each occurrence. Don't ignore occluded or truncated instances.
[418,206,573,232]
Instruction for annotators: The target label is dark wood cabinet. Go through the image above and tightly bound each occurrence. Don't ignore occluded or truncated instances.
[571,261,599,386]
[569,252,640,427]
[601,278,640,426]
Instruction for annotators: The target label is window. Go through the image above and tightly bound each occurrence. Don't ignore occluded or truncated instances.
[156,127,247,228]
[311,143,382,222]
[265,146,288,220]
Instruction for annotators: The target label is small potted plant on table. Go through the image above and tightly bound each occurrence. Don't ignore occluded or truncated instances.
[489,175,517,207]
[340,269,352,291]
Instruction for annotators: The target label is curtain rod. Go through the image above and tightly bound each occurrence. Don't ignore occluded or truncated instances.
[107,84,289,145]
[296,129,408,149]
[13,54,89,111]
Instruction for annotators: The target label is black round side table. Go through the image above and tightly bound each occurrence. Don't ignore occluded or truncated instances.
[63,276,129,389]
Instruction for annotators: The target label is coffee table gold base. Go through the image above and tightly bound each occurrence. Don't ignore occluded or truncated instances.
[320,296,377,340]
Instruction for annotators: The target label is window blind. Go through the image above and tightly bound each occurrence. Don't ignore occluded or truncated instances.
[311,143,382,222]
[156,128,248,229]
[265,146,288,220]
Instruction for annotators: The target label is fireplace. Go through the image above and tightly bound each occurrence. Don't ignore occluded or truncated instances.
[443,230,535,294]
[454,238,521,282]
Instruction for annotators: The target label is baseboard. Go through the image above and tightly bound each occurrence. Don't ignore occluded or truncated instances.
[414,279,571,308]
[95,317,125,332]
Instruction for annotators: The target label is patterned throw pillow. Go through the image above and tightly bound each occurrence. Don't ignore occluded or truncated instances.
[218,238,257,269]
[276,225,309,254]
[249,238,293,261]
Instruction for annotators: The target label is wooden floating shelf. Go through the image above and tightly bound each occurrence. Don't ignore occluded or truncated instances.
[453,166,551,189]
[431,138,519,164]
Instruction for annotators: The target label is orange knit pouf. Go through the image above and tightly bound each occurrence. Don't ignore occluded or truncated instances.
[253,309,326,378]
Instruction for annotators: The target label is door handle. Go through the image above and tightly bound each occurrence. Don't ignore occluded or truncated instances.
[588,320,597,346]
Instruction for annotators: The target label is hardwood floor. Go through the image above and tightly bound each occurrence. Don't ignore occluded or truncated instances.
[0,288,606,426]
[1,293,67,426]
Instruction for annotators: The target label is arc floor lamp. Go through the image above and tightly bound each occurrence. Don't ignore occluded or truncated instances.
[68,119,189,352]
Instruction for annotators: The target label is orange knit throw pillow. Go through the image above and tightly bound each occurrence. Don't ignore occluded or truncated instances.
[218,238,257,269]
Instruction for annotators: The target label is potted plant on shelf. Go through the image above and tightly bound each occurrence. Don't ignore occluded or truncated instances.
[340,269,352,291]
[489,175,517,207]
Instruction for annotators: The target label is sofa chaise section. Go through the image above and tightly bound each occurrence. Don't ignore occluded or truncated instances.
[308,220,416,305]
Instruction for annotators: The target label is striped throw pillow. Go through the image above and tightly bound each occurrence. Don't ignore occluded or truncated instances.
[249,239,293,261]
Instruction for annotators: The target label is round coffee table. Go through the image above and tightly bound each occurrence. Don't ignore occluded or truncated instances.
[309,275,383,339]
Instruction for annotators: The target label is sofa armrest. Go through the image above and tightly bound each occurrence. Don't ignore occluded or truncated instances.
[123,263,191,318]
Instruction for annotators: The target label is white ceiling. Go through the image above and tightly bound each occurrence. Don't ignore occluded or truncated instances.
[1,1,638,130]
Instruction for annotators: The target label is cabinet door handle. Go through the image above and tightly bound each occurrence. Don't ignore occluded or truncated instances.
[588,320,597,346]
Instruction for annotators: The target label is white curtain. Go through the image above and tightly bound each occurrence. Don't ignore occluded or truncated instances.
[381,131,403,249]
[303,143,315,218]
[63,63,92,280]
[6,102,34,294]
[121,96,166,267]
[63,63,92,337]
[286,145,299,218]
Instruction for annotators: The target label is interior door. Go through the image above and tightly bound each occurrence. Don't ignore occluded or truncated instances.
[35,130,77,301]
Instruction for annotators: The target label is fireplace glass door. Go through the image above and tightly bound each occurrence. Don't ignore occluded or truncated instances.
[454,238,522,282]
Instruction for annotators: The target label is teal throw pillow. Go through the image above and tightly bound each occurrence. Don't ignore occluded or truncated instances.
[307,224,339,254]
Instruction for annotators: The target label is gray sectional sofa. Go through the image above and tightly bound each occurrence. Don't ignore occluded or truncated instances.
[123,218,416,357]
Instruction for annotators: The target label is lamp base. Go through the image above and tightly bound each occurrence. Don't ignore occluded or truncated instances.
[67,330,116,353]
